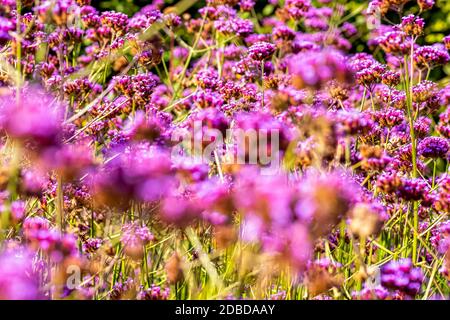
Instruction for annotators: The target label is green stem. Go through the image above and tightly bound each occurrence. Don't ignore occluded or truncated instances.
[171,12,207,102]
[368,89,375,111]
[404,53,419,264]
[15,0,22,98]
[432,160,437,189]
[425,67,431,81]
[359,87,367,111]
[261,60,265,108]
[56,174,64,231]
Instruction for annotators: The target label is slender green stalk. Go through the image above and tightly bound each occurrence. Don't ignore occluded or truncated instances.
[261,61,265,108]
[359,87,367,111]
[403,53,419,264]
[56,174,64,231]
[432,160,437,188]
[15,0,22,99]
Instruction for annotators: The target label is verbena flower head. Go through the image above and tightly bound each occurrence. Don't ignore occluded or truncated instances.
[296,171,357,239]
[92,145,176,208]
[418,137,450,159]
[377,31,411,55]
[414,45,450,69]
[247,41,276,61]
[397,178,429,201]
[0,87,63,152]
[288,49,352,90]
[0,248,43,299]
[121,222,155,260]
[381,259,424,297]
[352,286,391,300]
[214,16,253,37]
[401,14,424,36]
[418,0,434,11]
[381,70,401,87]
[0,16,14,45]
[137,284,170,300]
[278,0,312,20]
[444,35,450,50]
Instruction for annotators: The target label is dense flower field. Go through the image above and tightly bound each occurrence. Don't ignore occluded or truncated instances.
[0,0,450,300]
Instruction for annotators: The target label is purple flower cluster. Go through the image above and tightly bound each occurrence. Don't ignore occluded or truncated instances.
[381,259,424,297]
[288,49,352,89]
[0,248,43,299]
[418,137,450,159]
[137,284,170,300]
[92,146,176,208]
[248,42,276,61]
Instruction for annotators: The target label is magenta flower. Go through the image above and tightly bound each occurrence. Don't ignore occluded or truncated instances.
[381,259,424,297]
[288,49,352,89]
[247,42,276,61]
[0,248,43,300]
[418,137,450,159]
[0,87,63,151]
